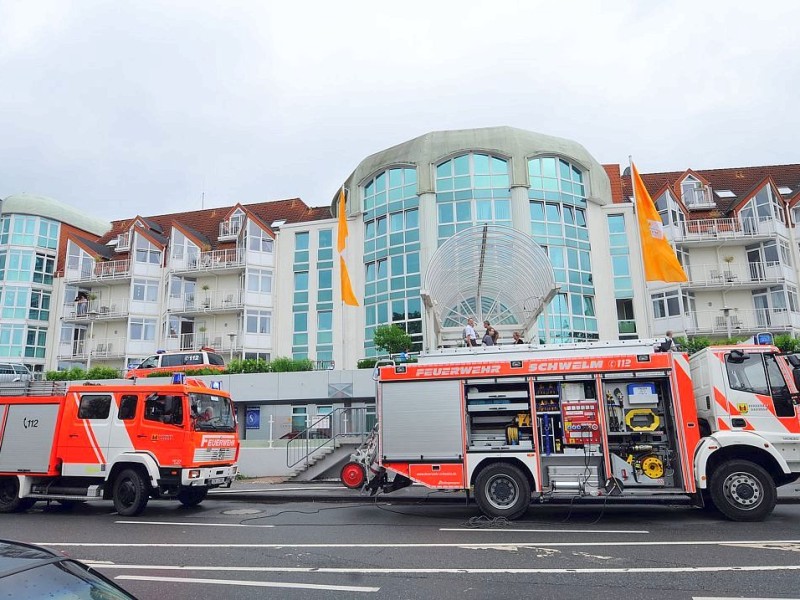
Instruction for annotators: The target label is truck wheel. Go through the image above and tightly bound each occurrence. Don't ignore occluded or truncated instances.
[113,469,150,516]
[0,477,35,513]
[709,460,776,522]
[177,487,208,507]
[341,462,366,489]
[474,463,531,520]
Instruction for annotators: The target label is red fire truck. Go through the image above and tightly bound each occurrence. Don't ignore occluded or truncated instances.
[0,378,239,515]
[351,341,800,521]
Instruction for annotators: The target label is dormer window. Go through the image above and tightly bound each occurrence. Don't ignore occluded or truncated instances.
[115,230,131,251]
[219,210,244,239]
[680,176,714,209]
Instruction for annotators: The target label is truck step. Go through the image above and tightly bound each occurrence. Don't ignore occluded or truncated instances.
[27,493,100,501]
[29,484,103,499]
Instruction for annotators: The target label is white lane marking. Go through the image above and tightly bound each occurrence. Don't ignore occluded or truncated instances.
[695,598,800,600]
[726,543,800,552]
[440,528,649,534]
[115,574,378,593]
[38,539,800,549]
[90,563,800,575]
[114,521,274,528]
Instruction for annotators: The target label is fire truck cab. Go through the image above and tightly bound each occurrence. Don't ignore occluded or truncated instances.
[0,378,239,516]
[359,341,800,521]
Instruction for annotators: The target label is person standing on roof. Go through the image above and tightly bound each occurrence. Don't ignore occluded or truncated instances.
[464,318,478,347]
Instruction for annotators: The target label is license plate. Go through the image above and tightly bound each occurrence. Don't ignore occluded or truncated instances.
[209,477,225,485]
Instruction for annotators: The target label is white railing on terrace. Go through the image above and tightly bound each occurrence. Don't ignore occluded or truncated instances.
[683,309,800,335]
[88,337,127,359]
[219,219,242,238]
[63,299,130,320]
[168,331,239,352]
[189,247,245,270]
[675,217,776,241]
[682,261,784,286]
[171,288,245,312]
[66,259,132,282]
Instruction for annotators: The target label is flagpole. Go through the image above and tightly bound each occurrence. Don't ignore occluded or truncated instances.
[629,156,656,339]
[339,185,345,370]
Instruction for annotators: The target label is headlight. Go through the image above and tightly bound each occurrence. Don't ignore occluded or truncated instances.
[188,469,201,479]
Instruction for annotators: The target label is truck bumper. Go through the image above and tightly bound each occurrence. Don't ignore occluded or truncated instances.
[182,465,238,487]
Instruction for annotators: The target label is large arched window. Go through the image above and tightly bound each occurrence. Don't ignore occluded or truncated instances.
[528,156,597,342]
[435,153,511,243]
[362,167,421,355]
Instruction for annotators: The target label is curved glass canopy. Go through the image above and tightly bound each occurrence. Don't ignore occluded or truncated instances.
[423,224,558,338]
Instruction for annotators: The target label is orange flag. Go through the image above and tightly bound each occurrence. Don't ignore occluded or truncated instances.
[337,188,359,306]
[632,162,688,283]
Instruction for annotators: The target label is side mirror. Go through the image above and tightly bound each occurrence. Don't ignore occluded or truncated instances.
[727,350,749,364]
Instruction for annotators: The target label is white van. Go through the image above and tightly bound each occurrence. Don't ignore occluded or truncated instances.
[0,363,33,384]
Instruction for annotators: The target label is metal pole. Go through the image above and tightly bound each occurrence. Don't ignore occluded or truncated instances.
[86,318,94,371]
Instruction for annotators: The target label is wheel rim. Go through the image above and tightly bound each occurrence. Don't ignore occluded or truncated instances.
[342,464,365,488]
[485,473,519,510]
[117,478,137,508]
[723,471,762,509]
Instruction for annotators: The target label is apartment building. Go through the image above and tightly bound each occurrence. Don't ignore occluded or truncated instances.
[620,164,800,340]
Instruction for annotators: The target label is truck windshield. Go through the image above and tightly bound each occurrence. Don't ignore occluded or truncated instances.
[190,393,235,432]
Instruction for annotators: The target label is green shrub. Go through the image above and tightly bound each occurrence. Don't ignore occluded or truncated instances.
[225,358,271,374]
[774,334,800,353]
[675,336,711,355]
[85,366,121,379]
[357,358,379,369]
[269,357,314,372]
[46,367,87,381]
[146,367,225,378]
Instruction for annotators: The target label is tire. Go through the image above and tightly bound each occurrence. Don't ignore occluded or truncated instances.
[340,462,366,489]
[474,463,531,520]
[0,477,35,513]
[177,486,208,507]
[113,468,150,516]
[709,460,776,522]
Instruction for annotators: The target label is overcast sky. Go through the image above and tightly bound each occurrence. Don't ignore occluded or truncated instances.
[1,1,798,221]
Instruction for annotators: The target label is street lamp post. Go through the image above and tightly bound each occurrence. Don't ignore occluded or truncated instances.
[227,332,236,362]
[86,316,96,371]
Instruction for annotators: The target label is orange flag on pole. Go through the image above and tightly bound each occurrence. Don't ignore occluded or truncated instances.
[337,187,359,306]
[632,162,688,283]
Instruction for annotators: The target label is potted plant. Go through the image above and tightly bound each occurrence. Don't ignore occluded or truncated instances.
[723,256,736,282]
[197,325,207,347]
[201,284,211,308]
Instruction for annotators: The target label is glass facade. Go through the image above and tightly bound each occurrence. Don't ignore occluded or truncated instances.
[0,214,60,371]
[363,167,421,356]
[529,157,597,342]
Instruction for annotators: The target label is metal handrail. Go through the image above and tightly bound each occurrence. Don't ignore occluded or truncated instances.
[286,407,374,468]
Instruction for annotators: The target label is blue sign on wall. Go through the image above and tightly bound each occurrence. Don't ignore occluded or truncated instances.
[245,407,260,430]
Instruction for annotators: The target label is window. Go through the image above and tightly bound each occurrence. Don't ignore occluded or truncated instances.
[119,395,138,420]
[2,286,29,319]
[246,310,271,334]
[25,327,47,358]
[78,395,112,419]
[247,221,274,253]
[726,354,769,395]
[292,406,308,432]
[135,235,161,264]
[132,278,159,302]
[144,394,184,426]
[652,290,681,319]
[33,254,55,284]
[0,324,24,358]
[295,232,309,251]
[29,289,50,321]
[38,218,59,249]
[129,318,157,341]
[247,269,272,293]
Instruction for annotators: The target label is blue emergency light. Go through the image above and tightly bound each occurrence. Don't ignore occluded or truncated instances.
[210,381,222,390]
[756,332,773,345]
[172,372,186,384]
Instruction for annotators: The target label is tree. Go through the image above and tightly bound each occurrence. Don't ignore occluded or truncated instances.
[373,324,412,356]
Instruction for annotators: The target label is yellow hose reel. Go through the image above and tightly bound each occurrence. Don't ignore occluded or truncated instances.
[640,455,664,479]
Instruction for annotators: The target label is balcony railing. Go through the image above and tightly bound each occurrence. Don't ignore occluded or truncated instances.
[219,219,242,239]
[65,259,132,283]
[682,185,716,209]
[115,231,131,251]
[169,289,245,313]
[186,248,245,271]
[63,299,130,321]
[682,261,785,287]
[58,337,127,361]
[683,309,800,336]
[675,217,777,243]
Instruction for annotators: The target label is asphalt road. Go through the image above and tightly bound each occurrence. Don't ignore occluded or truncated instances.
[3,495,800,600]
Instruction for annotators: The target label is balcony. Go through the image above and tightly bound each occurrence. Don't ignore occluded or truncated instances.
[684,309,800,337]
[115,231,131,252]
[168,288,245,315]
[58,337,128,362]
[63,299,130,322]
[674,217,779,247]
[682,261,786,290]
[64,259,132,284]
[218,219,242,240]
[682,185,716,210]
[170,247,245,274]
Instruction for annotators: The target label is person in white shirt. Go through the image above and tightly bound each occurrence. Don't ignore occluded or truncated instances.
[657,330,677,352]
[464,318,478,347]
